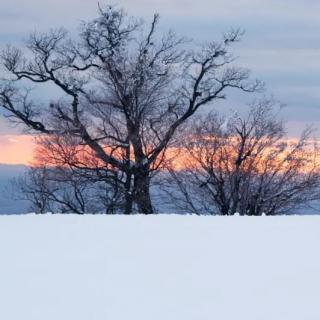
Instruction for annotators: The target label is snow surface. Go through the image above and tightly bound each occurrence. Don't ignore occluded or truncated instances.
[0,214,320,320]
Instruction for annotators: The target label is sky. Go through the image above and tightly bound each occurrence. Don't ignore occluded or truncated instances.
[0,0,319,164]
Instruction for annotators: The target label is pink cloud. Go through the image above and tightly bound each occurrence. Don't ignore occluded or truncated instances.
[0,135,35,165]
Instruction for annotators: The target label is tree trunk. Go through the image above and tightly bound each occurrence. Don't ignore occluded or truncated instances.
[230,171,241,215]
[123,143,133,215]
[124,193,133,215]
[134,169,153,214]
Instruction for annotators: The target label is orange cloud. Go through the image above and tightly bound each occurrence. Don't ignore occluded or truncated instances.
[1,133,316,176]
[0,135,35,165]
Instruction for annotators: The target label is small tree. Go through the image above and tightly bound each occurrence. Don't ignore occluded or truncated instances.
[14,133,128,214]
[166,100,320,215]
[0,5,259,214]
[14,164,126,215]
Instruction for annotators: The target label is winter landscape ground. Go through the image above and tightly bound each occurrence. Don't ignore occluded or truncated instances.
[0,214,319,320]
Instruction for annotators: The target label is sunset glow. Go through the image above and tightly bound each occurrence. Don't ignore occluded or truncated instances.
[0,135,35,165]
[1,134,317,173]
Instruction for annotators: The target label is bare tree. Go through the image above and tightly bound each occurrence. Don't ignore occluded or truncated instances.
[13,166,53,214]
[166,100,320,215]
[0,5,259,214]
[14,163,125,215]
[14,133,128,214]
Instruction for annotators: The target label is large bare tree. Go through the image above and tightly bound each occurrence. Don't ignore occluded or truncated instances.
[0,5,259,214]
[165,100,320,215]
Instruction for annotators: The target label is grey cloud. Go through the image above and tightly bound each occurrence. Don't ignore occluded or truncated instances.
[0,0,319,137]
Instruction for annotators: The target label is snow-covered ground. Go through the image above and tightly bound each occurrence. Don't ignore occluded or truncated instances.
[0,214,320,320]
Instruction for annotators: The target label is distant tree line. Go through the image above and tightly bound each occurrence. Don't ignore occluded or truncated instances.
[1,5,320,215]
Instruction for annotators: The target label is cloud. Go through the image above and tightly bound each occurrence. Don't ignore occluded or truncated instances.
[0,0,319,137]
[0,135,34,165]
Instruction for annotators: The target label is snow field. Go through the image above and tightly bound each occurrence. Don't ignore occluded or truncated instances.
[0,214,319,320]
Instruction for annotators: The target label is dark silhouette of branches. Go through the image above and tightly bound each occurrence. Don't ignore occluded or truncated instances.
[1,5,260,213]
[165,100,320,215]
